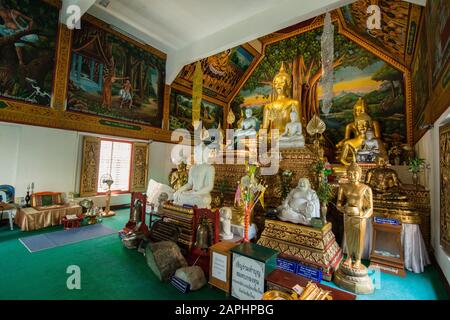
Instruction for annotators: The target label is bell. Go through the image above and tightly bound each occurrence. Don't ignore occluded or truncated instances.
[194,217,210,249]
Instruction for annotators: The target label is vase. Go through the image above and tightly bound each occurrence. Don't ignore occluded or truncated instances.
[394,156,400,166]
[320,203,328,225]
[412,172,419,189]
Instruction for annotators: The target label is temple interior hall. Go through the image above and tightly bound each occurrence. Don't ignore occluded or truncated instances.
[0,0,449,302]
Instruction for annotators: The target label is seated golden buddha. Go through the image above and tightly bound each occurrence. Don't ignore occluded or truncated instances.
[336,98,382,149]
[262,62,302,135]
[339,112,387,165]
[365,156,406,200]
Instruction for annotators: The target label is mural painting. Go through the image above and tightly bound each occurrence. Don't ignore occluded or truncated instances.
[340,0,421,66]
[232,26,407,147]
[0,0,58,106]
[169,89,223,131]
[175,45,256,102]
[412,17,430,136]
[427,0,450,88]
[67,20,165,127]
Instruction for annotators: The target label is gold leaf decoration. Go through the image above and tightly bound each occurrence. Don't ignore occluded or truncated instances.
[306,114,326,136]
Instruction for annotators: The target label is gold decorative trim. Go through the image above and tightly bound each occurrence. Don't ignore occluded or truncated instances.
[0,100,173,143]
[51,24,72,111]
[163,85,171,130]
[440,122,450,254]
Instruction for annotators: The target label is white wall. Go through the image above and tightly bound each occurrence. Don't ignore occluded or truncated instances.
[416,107,450,283]
[0,122,175,208]
[149,141,175,185]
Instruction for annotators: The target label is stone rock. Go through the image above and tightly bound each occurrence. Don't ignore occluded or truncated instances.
[145,241,187,282]
[175,266,207,291]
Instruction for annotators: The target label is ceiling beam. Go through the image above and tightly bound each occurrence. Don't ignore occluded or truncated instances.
[403,0,427,6]
[165,0,356,84]
[59,0,96,27]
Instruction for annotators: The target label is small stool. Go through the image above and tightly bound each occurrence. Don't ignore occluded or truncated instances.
[62,215,84,230]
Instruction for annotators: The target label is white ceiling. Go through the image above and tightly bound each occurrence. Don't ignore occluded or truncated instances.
[61,0,427,84]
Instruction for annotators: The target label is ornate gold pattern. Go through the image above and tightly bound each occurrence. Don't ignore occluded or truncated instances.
[80,136,100,197]
[51,24,72,110]
[130,143,149,192]
[440,122,450,254]
[257,220,342,281]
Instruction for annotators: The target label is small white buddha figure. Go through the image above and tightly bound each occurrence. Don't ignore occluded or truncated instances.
[357,129,380,163]
[228,108,258,149]
[219,207,234,240]
[173,143,215,208]
[278,177,320,225]
[279,111,305,149]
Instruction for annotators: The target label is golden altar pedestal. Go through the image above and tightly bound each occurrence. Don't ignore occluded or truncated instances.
[257,219,343,281]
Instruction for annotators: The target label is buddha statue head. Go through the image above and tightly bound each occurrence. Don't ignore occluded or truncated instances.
[376,154,387,167]
[347,162,363,183]
[290,110,299,122]
[353,98,368,119]
[297,177,311,192]
[354,112,372,135]
[273,62,291,97]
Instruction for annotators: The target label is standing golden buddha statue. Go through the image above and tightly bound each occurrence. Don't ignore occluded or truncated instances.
[334,162,374,294]
[262,62,302,134]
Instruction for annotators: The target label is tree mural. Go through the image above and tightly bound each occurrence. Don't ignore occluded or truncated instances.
[0,0,58,106]
[243,26,379,122]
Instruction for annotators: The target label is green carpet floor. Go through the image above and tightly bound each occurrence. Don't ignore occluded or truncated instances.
[0,208,448,300]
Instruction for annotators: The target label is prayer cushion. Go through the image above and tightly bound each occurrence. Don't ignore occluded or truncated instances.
[145,241,187,282]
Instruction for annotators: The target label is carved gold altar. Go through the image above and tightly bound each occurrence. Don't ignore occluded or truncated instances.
[440,122,450,254]
[257,220,342,281]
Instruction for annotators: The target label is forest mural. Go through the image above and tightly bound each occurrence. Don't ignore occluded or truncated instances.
[0,0,58,106]
[169,89,223,131]
[232,25,407,146]
[67,20,165,127]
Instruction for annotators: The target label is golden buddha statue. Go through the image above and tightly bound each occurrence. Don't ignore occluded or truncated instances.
[339,112,387,165]
[336,162,373,270]
[365,156,405,199]
[337,97,381,149]
[262,62,302,134]
[169,162,188,191]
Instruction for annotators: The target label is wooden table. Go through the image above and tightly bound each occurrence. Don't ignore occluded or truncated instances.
[266,269,356,300]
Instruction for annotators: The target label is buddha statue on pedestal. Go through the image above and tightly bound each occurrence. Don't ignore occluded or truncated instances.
[278,178,320,226]
[334,162,374,294]
[262,62,302,135]
[279,111,305,149]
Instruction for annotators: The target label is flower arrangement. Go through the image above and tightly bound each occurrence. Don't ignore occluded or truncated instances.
[234,163,266,242]
[316,181,334,205]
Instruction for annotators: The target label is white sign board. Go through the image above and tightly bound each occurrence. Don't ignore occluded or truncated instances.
[231,253,265,300]
[211,252,228,283]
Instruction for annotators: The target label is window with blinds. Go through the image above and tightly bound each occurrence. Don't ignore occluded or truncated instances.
[97,140,132,193]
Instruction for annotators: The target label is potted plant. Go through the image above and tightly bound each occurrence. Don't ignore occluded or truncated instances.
[408,157,425,189]
[316,181,334,224]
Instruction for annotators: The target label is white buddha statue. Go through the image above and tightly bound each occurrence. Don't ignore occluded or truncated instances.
[173,143,215,209]
[279,111,305,149]
[219,207,233,240]
[228,108,258,149]
[278,177,320,225]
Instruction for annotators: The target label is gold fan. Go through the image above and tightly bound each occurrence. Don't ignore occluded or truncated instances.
[306,114,326,136]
